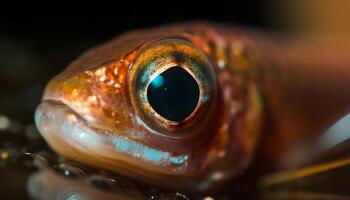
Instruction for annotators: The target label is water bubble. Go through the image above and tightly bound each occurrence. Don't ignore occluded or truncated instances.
[53,163,86,178]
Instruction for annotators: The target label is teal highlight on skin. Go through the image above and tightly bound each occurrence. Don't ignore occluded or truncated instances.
[169,155,188,165]
[111,136,187,166]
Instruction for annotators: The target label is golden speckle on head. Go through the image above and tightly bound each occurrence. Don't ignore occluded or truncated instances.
[84,70,94,76]
[113,67,118,76]
[114,83,121,88]
[95,67,106,77]
[99,76,106,82]
[95,67,108,82]
[87,95,98,105]
[71,89,79,97]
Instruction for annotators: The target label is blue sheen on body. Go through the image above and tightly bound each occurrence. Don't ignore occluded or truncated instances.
[111,136,187,166]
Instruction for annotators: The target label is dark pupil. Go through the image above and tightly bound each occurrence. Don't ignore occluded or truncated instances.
[147,66,200,122]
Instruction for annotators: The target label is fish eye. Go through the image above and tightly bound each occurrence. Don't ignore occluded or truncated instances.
[147,66,200,122]
[128,38,217,135]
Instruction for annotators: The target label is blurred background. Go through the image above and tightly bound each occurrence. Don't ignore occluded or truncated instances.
[2,0,350,124]
[2,0,349,125]
[0,0,349,199]
[0,1,267,125]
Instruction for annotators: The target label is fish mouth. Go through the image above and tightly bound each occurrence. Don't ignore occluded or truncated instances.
[34,100,128,167]
[34,100,198,191]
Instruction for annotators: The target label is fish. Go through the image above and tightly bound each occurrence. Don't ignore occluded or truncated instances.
[34,22,350,192]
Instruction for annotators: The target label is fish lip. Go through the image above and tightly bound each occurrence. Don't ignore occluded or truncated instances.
[34,100,140,173]
[36,99,88,125]
[34,99,102,153]
[34,99,191,177]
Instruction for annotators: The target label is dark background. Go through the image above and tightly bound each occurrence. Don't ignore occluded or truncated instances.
[2,2,348,199]
[0,1,272,124]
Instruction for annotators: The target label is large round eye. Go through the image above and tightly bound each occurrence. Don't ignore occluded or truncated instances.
[147,66,200,122]
[128,39,217,136]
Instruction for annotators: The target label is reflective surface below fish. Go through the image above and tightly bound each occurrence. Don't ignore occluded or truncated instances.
[0,103,349,198]
[35,22,350,192]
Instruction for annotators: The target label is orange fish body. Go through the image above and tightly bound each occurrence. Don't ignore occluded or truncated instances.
[35,22,350,192]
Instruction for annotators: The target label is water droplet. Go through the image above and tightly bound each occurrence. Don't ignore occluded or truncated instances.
[54,163,86,178]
